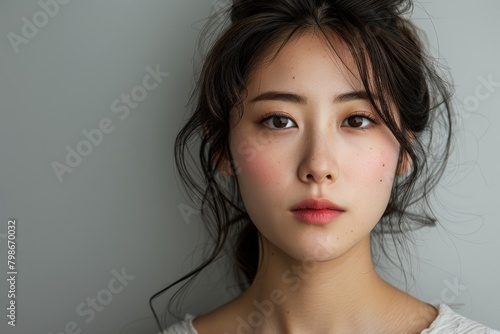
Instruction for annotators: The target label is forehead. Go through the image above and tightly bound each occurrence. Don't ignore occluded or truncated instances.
[246,30,365,95]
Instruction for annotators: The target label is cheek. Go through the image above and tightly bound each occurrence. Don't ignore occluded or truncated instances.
[365,152,398,183]
[242,155,276,185]
[345,139,399,190]
[231,136,283,191]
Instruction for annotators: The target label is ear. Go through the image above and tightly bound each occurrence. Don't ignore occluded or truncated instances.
[396,150,412,176]
[218,158,235,176]
[395,130,415,176]
[217,152,236,177]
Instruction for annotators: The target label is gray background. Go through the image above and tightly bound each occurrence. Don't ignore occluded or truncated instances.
[0,0,499,333]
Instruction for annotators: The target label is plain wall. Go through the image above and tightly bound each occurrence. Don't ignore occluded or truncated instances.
[0,0,498,333]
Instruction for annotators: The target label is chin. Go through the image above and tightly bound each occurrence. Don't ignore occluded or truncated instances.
[271,233,351,263]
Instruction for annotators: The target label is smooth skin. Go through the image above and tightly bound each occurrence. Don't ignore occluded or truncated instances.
[193,30,438,334]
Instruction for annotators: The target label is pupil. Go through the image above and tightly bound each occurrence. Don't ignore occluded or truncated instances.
[273,117,288,128]
[349,116,363,127]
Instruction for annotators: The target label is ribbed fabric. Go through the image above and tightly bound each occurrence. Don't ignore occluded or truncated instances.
[163,314,197,334]
[420,304,499,334]
[162,304,499,333]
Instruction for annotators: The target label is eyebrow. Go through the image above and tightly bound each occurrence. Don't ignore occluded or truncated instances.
[248,90,373,105]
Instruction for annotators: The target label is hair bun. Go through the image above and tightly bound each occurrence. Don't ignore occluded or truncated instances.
[229,0,411,25]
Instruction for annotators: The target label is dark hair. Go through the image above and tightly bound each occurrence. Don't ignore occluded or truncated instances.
[150,0,453,330]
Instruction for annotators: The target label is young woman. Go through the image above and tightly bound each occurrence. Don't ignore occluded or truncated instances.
[153,0,499,333]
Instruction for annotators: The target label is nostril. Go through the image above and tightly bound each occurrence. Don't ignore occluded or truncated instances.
[306,173,332,181]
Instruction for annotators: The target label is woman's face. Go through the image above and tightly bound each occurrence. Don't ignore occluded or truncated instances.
[228,31,401,262]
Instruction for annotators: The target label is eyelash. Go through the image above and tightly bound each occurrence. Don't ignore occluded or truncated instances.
[257,111,378,130]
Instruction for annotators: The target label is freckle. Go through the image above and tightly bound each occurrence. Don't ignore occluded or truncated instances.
[383,164,385,167]
[380,179,382,182]
[350,230,353,233]
[370,147,373,150]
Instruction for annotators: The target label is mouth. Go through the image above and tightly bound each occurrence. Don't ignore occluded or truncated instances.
[290,198,345,211]
[290,198,345,225]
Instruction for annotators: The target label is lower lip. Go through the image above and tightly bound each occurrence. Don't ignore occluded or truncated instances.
[291,209,343,225]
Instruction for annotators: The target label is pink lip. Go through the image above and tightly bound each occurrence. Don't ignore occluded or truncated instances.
[290,198,345,211]
[290,198,345,225]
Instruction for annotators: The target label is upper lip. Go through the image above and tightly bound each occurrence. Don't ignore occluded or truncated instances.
[290,198,345,211]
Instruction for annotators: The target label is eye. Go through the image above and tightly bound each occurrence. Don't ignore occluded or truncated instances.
[258,112,297,130]
[342,114,375,129]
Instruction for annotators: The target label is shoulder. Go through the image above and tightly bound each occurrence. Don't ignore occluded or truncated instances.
[421,304,499,334]
[163,314,198,334]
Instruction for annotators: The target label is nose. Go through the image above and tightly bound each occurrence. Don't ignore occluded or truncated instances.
[298,128,338,184]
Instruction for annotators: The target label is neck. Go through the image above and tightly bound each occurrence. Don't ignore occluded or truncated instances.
[238,235,410,333]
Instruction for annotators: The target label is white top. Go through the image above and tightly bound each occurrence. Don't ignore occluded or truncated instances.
[162,304,499,333]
